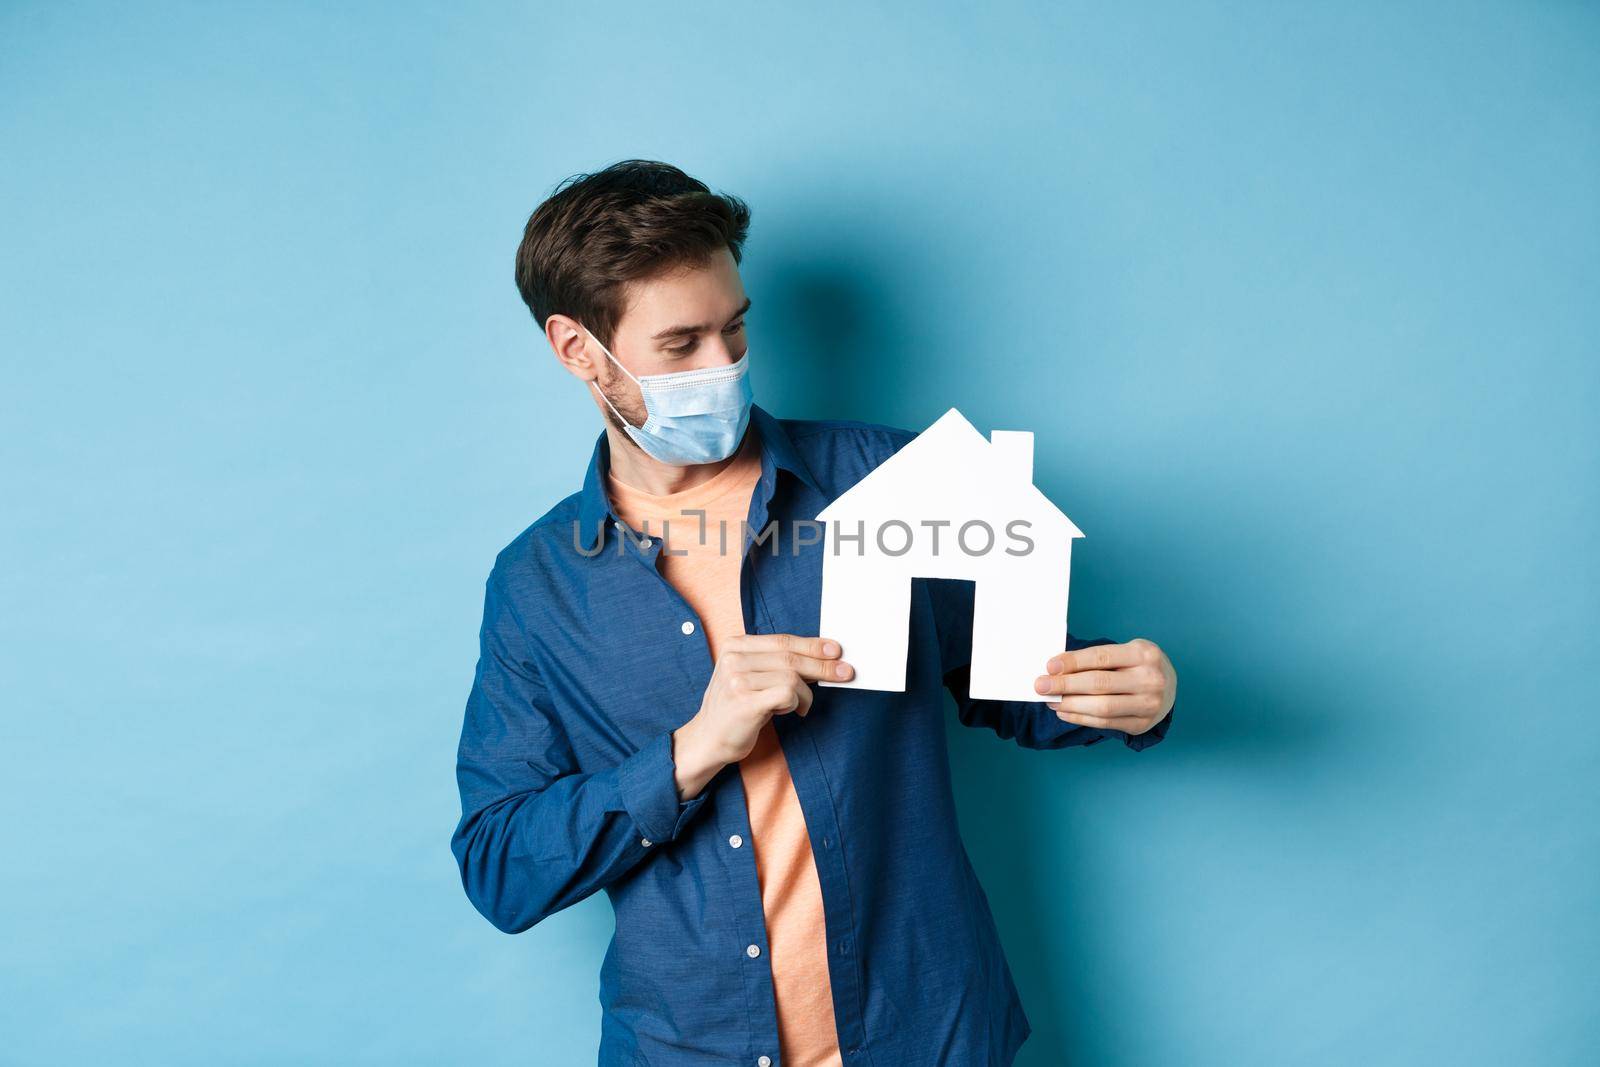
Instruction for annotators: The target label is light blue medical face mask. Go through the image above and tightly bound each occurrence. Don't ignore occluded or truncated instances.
[584,324,755,466]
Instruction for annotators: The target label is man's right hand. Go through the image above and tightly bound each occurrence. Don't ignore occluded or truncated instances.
[671,633,852,801]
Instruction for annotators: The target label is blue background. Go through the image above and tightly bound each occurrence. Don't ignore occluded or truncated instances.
[3,2,1596,1064]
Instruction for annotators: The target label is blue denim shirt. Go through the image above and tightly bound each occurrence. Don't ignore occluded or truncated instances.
[451,405,1173,1066]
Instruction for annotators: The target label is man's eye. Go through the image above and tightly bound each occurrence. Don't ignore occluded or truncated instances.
[669,343,696,355]
[724,320,745,333]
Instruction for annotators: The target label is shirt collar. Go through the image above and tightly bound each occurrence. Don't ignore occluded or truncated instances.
[574,403,820,552]
[750,403,821,495]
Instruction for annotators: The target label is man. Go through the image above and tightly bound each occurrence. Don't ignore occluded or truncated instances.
[451,159,1178,1067]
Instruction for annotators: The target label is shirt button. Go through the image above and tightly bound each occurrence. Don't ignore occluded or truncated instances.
[639,838,652,848]
[681,620,696,635]
[745,943,761,959]
[758,1057,772,1067]
[728,834,743,849]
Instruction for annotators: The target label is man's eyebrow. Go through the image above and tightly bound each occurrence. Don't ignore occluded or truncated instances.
[650,297,753,341]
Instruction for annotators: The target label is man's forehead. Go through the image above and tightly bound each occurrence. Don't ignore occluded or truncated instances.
[617,255,746,337]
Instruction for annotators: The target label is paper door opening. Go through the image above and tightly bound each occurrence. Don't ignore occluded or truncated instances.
[815,408,1082,704]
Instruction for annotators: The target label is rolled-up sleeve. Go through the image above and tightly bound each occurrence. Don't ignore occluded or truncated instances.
[450,570,710,934]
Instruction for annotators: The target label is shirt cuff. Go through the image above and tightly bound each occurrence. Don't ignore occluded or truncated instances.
[615,729,711,844]
[1123,705,1174,751]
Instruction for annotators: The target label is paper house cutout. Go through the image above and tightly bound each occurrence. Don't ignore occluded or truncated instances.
[817,408,1084,703]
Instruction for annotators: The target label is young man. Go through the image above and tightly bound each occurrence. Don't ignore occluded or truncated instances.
[451,159,1178,1067]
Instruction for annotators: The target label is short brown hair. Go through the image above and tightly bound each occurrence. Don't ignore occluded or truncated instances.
[514,159,752,348]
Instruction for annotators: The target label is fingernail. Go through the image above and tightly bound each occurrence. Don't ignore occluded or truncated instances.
[822,640,840,657]
[1034,676,1051,694]
[1046,657,1063,673]
[835,662,853,680]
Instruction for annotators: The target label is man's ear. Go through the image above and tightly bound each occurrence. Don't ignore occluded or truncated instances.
[545,314,599,382]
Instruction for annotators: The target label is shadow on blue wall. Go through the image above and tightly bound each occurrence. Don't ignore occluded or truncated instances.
[755,235,1343,1063]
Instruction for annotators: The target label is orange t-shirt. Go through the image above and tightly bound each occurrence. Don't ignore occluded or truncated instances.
[607,433,842,1067]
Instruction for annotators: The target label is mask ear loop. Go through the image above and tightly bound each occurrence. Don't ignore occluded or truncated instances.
[589,378,633,427]
[582,324,645,430]
[583,324,643,386]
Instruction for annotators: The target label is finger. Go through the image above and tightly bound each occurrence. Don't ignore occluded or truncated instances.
[743,673,819,715]
[730,633,842,660]
[1045,642,1147,675]
[753,680,812,716]
[738,651,854,682]
[741,669,811,692]
[1033,669,1138,697]
[1055,710,1125,730]
[1050,693,1161,718]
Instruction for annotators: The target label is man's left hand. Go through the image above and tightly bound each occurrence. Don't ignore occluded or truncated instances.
[1033,638,1176,735]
